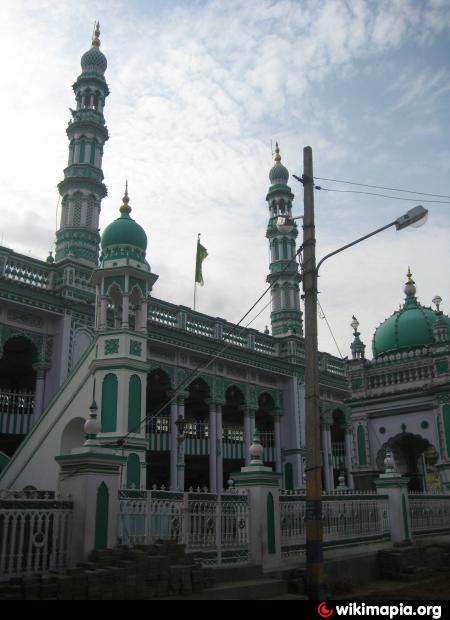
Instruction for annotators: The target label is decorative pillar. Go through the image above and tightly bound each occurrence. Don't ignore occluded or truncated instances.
[176,392,188,492]
[233,432,283,571]
[208,400,217,492]
[121,294,129,329]
[55,410,126,564]
[216,402,224,492]
[273,411,282,474]
[244,408,252,466]
[99,296,108,331]
[32,363,49,424]
[345,429,354,489]
[139,300,148,333]
[170,397,178,490]
[321,424,332,492]
[374,448,411,543]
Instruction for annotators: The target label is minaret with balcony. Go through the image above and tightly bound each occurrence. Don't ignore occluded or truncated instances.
[265,144,303,337]
[55,23,109,268]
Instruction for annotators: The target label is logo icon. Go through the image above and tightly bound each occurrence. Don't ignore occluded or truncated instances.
[318,602,334,618]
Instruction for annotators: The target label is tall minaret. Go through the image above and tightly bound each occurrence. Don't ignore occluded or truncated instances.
[266,144,303,336]
[55,23,109,267]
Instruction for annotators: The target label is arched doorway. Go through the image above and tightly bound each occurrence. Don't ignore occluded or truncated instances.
[146,369,172,489]
[376,432,434,492]
[60,417,86,454]
[184,379,210,490]
[0,336,37,392]
[330,409,346,487]
[222,386,245,489]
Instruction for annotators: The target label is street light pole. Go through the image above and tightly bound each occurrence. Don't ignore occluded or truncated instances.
[302,146,326,599]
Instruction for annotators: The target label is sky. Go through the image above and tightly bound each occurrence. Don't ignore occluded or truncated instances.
[0,0,449,359]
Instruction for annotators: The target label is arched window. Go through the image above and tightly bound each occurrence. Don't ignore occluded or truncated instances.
[95,482,109,550]
[128,375,142,433]
[79,140,85,163]
[273,238,279,261]
[282,237,288,259]
[90,140,96,165]
[443,405,450,458]
[357,424,367,466]
[126,453,141,489]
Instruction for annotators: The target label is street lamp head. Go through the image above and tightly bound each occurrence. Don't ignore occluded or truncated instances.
[394,205,428,231]
[276,216,295,234]
[432,295,442,312]
[350,315,359,332]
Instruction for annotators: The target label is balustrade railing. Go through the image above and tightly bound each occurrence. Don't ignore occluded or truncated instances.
[280,493,390,560]
[409,495,450,534]
[0,390,35,435]
[118,489,249,566]
[366,364,434,391]
[0,490,73,581]
[2,256,50,289]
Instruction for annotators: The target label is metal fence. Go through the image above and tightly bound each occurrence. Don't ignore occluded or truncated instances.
[118,488,249,566]
[409,495,450,535]
[0,490,73,581]
[280,492,390,560]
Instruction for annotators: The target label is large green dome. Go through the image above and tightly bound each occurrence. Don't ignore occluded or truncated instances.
[372,273,450,357]
[101,187,147,252]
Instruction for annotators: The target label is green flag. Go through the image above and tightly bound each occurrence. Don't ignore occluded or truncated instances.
[195,240,208,286]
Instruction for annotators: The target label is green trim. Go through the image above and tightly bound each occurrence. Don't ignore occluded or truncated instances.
[126,453,141,489]
[128,374,141,433]
[101,373,118,433]
[443,405,450,458]
[357,424,367,466]
[267,492,276,554]
[95,482,109,550]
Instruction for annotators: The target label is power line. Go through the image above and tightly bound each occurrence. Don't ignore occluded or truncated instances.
[316,185,450,204]
[317,299,343,359]
[314,176,450,200]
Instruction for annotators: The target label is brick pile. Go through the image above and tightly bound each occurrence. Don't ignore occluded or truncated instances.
[0,542,214,600]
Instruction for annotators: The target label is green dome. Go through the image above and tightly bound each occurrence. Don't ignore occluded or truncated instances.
[269,142,289,185]
[81,47,107,74]
[101,186,147,252]
[372,275,450,357]
[101,212,147,251]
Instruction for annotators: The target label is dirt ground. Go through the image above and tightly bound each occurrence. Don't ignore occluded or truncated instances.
[334,573,450,600]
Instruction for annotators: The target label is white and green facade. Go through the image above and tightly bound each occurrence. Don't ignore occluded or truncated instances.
[347,272,450,493]
[0,28,351,494]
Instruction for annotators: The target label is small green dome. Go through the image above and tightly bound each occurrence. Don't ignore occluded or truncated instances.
[372,273,450,357]
[269,142,289,185]
[101,186,147,252]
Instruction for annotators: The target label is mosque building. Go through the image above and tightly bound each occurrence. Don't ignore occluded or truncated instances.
[0,27,448,495]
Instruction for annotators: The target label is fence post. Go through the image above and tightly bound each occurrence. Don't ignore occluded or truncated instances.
[233,432,283,571]
[374,448,411,543]
[55,413,126,565]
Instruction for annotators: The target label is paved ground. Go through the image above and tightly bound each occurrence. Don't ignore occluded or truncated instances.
[334,573,450,600]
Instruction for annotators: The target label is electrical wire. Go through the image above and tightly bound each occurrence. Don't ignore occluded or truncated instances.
[317,298,343,359]
[314,176,450,200]
[315,186,450,204]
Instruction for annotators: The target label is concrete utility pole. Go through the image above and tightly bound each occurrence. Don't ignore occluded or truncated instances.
[302,146,326,599]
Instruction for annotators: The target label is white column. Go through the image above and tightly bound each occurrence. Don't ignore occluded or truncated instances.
[32,365,48,424]
[322,425,332,492]
[249,409,256,442]
[121,294,129,329]
[273,413,282,474]
[345,431,354,489]
[176,394,187,492]
[139,300,148,333]
[216,403,223,492]
[99,296,108,331]
[170,399,178,490]
[244,408,252,466]
[208,402,217,492]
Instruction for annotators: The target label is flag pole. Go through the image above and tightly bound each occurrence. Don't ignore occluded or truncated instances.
[194,233,200,311]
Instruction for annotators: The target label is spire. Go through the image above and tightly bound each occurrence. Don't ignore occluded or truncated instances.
[404,266,417,299]
[120,181,132,215]
[274,142,281,164]
[92,21,101,48]
[350,315,366,360]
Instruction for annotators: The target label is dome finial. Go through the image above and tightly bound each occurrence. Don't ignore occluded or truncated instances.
[120,181,131,215]
[274,141,281,163]
[404,266,416,298]
[92,21,101,48]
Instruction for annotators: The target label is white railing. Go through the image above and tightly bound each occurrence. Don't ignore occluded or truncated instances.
[0,490,73,581]
[280,493,390,560]
[409,495,450,534]
[118,489,249,566]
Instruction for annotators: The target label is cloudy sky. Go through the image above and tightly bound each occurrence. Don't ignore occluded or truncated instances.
[0,0,449,358]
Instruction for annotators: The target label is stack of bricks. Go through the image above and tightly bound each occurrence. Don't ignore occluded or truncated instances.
[0,542,215,600]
